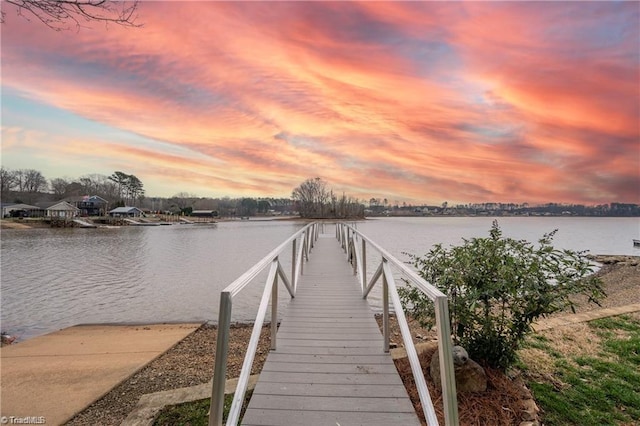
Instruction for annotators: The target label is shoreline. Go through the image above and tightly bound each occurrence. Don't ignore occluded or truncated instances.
[0,215,317,230]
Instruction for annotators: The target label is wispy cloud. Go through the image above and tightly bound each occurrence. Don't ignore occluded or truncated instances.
[1,1,637,203]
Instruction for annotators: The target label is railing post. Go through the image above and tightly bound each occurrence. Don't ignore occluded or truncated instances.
[291,239,297,293]
[209,291,232,426]
[271,263,278,351]
[382,268,390,353]
[310,223,315,249]
[300,232,306,276]
[351,237,357,275]
[361,239,366,292]
[436,296,460,426]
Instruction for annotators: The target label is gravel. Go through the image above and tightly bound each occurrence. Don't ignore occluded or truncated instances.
[65,324,271,426]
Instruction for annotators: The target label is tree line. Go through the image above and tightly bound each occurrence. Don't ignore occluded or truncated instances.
[0,167,364,219]
[1,166,145,207]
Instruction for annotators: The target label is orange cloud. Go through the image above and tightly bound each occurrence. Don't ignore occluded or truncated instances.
[1,2,637,204]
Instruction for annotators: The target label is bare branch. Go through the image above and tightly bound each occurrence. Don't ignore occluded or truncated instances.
[2,0,141,31]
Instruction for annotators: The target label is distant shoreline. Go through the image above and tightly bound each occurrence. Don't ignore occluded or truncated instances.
[2,214,638,231]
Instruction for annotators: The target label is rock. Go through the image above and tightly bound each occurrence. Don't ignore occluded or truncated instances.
[522,398,539,413]
[451,346,469,365]
[521,399,540,421]
[1,333,16,346]
[522,409,536,421]
[430,345,487,393]
[390,341,438,360]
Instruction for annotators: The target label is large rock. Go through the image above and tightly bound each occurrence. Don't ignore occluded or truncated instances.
[430,345,487,393]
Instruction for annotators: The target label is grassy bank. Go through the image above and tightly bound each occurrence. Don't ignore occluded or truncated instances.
[519,313,640,425]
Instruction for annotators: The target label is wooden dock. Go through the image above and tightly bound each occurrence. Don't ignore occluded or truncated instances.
[241,233,420,425]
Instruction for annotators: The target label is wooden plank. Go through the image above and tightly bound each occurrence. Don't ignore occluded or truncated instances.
[275,339,380,348]
[246,394,416,412]
[255,371,403,385]
[251,382,411,398]
[277,317,375,324]
[267,346,386,356]
[275,332,382,341]
[242,409,421,426]
[264,353,392,364]
[262,361,399,374]
[277,324,381,333]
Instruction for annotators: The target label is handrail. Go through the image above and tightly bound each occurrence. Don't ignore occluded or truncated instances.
[209,222,318,426]
[337,222,459,426]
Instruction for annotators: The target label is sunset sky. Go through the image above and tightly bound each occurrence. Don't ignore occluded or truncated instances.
[1,1,638,205]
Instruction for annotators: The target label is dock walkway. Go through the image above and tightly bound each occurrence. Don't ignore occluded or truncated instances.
[241,232,420,425]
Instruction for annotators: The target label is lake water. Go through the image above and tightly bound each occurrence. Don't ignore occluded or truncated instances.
[1,217,638,341]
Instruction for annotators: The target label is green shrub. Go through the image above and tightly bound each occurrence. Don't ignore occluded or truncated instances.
[399,220,605,369]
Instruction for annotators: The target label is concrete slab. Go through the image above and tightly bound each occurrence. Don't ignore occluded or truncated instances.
[121,375,260,426]
[0,323,201,425]
[533,303,640,331]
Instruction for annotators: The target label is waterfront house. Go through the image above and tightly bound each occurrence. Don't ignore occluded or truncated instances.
[109,206,143,217]
[1,203,41,218]
[67,195,109,216]
[36,201,80,218]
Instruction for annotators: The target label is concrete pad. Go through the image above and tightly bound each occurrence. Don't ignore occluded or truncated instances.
[533,303,640,331]
[0,323,201,425]
[121,375,260,426]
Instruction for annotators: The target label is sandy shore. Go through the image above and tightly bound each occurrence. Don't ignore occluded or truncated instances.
[0,219,50,229]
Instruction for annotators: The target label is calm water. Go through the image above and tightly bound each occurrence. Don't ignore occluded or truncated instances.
[1,217,638,341]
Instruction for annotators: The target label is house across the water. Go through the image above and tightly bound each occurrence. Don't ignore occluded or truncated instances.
[66,195,109,216]
[1,203,40,218]
[36,201,80,218]
[109,206,143,217]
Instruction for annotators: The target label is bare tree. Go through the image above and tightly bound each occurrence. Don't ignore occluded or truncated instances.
[292,178,364,219]
[22,169,48,193]
[50,177,70,197]
[292,177,328,218]
[0,167,17,197]
[1,0,140,31]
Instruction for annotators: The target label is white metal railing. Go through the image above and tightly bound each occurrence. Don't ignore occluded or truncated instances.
[209,222,319,426]
[337,222,459,426]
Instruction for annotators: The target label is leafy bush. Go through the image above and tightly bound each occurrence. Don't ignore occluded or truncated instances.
[399,221,605,370]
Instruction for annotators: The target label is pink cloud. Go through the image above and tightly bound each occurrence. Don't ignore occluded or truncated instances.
[1,2,637,204]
